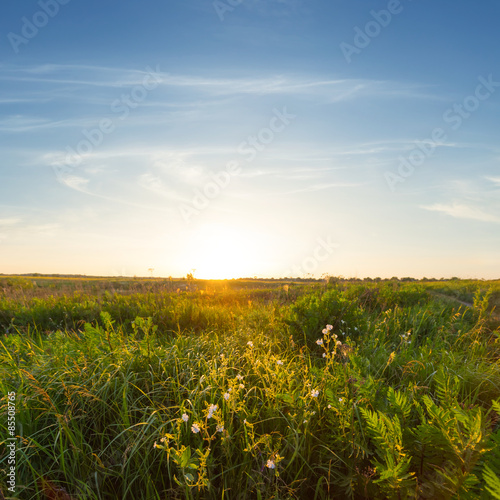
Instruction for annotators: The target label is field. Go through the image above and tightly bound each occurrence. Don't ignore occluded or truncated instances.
[1,277,500,499]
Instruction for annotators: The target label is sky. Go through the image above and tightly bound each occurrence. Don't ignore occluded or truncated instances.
[0,0,499,279]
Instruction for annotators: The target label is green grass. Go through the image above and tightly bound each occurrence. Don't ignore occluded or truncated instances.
[1,279,500,499]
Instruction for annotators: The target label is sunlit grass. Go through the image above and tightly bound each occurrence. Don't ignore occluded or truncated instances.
[1,279,499,498]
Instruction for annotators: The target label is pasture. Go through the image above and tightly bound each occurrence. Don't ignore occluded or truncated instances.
[1,277,499,499]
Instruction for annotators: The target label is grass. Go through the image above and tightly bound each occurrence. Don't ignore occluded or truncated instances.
[1,278,500,499]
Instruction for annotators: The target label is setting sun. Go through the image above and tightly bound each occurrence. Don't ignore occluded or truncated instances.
[185,224,263,280]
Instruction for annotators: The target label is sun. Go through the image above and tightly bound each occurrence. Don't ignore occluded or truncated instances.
[186,223,262,280]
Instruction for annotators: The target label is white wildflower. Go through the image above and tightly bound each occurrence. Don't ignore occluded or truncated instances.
[207,404,217,418]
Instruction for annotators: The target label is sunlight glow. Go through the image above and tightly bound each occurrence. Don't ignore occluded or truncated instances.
[186,223,262,280]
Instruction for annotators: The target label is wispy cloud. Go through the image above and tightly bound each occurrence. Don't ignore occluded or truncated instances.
[0,63,440,102]
[486,176,500,186]
[279,182,364,195]
[239,165,347,180]
[421,202,500,223]
[0,115,74,132]
[0,217,21,226]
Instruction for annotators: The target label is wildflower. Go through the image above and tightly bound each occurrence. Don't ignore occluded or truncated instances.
[339,398,343,403]
[276,359,284,366]
[322,353,326,358]
[207,404,217,418]
[327,404,332,409]
[316,339,323,346]
[236,374,244,381]
[322,328,328,334]
[303,419,308,423]
[224,392,230,401]
[181,413,189,422]
[326,324,333,330]
[311,389,319,398]
[243,419,247,425]
[153,441,157,448]
[247,341,253,347]
[216,424,224,433]
[336,341,342,346]
[239,384,245,389]
[266,459,276,469]
[191,423,200,434]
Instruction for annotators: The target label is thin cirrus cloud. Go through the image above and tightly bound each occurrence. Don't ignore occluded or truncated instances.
[485,176,500,187]
[0,63,440,102]
[421,202,500,224]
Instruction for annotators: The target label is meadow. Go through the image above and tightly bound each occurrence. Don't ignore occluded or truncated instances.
[1,276,500,499]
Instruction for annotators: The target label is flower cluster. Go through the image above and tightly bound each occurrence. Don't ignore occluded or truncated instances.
[207,404,217,419]
[265,453,284,474]
[317,324,345,360]
[401,331,411,345]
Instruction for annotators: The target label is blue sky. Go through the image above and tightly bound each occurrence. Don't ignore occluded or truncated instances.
[1,0,499,279]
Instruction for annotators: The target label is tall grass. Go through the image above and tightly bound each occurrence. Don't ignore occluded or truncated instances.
[1,281,499,499]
